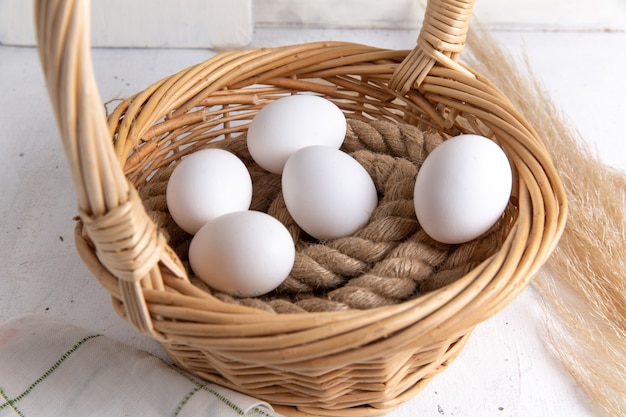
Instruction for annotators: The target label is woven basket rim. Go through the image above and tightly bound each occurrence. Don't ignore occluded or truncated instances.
[70,39,567,350]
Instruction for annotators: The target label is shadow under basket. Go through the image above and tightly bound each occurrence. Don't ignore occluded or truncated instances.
[35,0,567,415]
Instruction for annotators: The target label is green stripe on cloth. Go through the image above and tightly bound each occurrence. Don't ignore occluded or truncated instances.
[0,316,283,417]
[0,387,24,417]
[0,334,101,412]
[249,407,277,417]
[168,364,279,417]
[169,364,250,416]
[173,385,204,416]
[174,385,278,417]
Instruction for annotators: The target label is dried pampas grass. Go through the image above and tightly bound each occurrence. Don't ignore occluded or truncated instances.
[463,24,626,417]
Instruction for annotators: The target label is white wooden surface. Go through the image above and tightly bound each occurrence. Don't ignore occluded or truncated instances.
[2,9,625,417]
[254,0,626,31]
[0,0,253,49]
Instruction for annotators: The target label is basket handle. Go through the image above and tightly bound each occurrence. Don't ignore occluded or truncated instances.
[389,0,476,94]
[34,0,185,337]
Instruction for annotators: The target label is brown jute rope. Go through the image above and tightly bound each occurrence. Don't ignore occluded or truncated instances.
[139,118,514,313]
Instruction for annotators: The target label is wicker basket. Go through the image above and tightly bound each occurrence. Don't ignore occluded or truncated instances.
[35,0,567,415]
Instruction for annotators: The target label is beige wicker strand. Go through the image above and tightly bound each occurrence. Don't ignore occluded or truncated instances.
[36,0,568,415]
[34,0,186,337]
[389,0,476,94]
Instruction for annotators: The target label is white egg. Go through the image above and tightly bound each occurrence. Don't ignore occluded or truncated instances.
[247,94,347,174]
[166,149,252,234]
[413,134,512,244]
[189,210,295,297]
[282,146,378,241]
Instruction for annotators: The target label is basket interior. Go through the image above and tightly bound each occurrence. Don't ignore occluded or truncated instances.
[110,43,520,313]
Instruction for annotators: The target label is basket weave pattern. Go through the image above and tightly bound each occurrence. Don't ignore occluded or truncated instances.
[35,0,567,415]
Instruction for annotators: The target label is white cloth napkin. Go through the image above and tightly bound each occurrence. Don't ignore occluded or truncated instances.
[0,315,285,417]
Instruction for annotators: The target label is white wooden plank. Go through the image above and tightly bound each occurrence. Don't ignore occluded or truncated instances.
[253,0,425,29]
[0,0,253,49]
[474,0,626,31]
[253,0,626,32]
